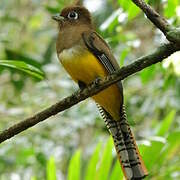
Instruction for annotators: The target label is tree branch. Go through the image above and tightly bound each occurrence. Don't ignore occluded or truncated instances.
[0,0,180,144]
[0,42,179,144]
[131,0,180,44]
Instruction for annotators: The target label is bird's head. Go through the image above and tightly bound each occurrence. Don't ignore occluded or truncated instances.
[52,6,93,30]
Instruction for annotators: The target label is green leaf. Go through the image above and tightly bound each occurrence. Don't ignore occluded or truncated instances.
[96,138,114,180]
[127,3,140,20]
[45,6,60,14]
[85,143,102,180]
[163,72,176,90]
[36,152,47,166]
[140,65,156,84]
[117,0,129,10]
[5,49,42,68]
[118,0,149,20]
[167,131,180,146]
[164,0,178,18]
[119,48,130,66]
[166,131,180,158]
[157,110,176,136]
[0,60,45,80]
[31,176,37,180]
[16,148,35,165]
[140,137,165,170]
[68,149,81,180]
[157,131,180,167]
[117,0,140,20]
[46,156,56,180]
[109,160,123,180]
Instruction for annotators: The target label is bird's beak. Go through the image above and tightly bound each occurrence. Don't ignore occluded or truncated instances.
[52,14,64,22]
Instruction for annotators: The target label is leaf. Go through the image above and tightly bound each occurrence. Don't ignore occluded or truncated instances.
[140,65,156,84]
[117,0,139,20]
[46,156,56,180]
[157,110,176,136]
[36,152,47,166]
[96,138,114,180]
[164,0,178,18]
[31,176,37,180]
[118,0,149,20]
[157,131,180,167]
[140,137,166,170]
[167,131,180,146]
[0,60,45,80]
[5,49,42,68]
[45,6,60,14]
[29,14,43,29]
[85,143,102,180]
[119,48,130,66]
[127,3,140,20]
[109,160,123,180]
[67,149,81,180]
[16,148,35,165]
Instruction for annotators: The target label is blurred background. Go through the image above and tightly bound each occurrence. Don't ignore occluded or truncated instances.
[0,0,179,179]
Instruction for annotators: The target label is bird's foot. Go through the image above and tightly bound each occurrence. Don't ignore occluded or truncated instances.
[78,80,87,90]
[94,77,102,86]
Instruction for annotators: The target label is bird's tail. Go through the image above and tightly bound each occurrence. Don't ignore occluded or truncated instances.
[98,105,148,180]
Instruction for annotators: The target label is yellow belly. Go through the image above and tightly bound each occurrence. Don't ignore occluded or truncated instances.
[59,47,122,120]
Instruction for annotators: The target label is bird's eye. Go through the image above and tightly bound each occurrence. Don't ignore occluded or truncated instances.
[67,11,79,20]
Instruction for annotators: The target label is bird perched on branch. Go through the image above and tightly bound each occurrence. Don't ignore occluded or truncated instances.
[52,2,148,179]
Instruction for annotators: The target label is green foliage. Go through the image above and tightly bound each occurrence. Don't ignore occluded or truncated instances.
[140,65,156,84]
[5,49,42,68]
[45,138,117,180]
[41,111,179,179]
[157,110,176,136]
[0,60,44,80]
[85,143,101,180]
[164,0,179,18]
[67,149,81,180]
[119,47,130,66]
[31,176,37,180]
[0,0,179,180]
[118,0,141,20]
[109,160,123,180]
[95,138,114,180]
[46,156,56,180]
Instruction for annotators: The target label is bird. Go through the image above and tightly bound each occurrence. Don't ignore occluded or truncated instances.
[52,3,148,180]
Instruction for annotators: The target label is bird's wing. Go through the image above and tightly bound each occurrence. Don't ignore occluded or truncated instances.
[82,30,123,95]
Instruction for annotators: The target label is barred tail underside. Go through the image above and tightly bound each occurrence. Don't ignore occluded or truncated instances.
[98,105,148,180]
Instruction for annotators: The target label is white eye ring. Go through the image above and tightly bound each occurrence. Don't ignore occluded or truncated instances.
[67,11,79,20]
